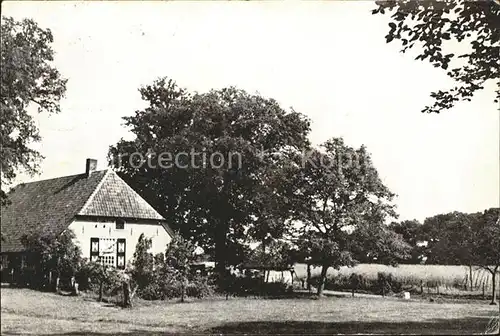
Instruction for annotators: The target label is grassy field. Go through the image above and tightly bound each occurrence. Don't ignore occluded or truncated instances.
[1,287,498,335]
[294,264,497,294]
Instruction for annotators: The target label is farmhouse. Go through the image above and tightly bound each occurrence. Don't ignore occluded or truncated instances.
[0,159,173,276]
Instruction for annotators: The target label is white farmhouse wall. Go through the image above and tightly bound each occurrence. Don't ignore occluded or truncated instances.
[68,218,171,267]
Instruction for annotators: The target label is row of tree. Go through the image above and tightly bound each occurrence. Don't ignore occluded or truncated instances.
[389,209,500,303]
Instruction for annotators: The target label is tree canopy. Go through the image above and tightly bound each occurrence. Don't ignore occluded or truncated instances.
[109,77,311,277]
[286,138,404,296]
[1,16,67,205]
[373,0,500,113]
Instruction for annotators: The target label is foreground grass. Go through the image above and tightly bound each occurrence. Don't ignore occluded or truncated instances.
[1,287,498,335]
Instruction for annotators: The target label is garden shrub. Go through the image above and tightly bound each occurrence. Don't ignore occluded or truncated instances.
[377,272,403,295]
[159,281,184,299]
[186,276,215,298]
[129,233,215,301]
[308,272,403,295]
[84,261,125,301]
[137,282,164,300]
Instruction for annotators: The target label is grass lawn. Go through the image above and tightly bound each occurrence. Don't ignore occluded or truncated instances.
[1,287,498,335]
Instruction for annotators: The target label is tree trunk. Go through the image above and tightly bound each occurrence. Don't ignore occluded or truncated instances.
[316,264,329,297]
[490,270,497,305]
[98,282,103,302]
[306,263,312,291]
[73,282,79,296]
[71,276,79,296]
[214,218,229,287]
[214,185,231,284]
[122,281,131,307]
[180,277,186,303]
[55,277,60,293]
[469,264,473,292]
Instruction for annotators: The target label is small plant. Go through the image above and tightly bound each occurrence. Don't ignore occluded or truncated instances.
[85,261,124,302]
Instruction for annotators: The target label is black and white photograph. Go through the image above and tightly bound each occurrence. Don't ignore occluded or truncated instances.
[1,0,499,334]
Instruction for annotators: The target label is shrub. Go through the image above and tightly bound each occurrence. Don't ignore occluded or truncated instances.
[129,233,214,301]
[85,261,125,301]
[186,277,215,299]
[308,272,403,295]
[260,281,289,296]
[160,281,184,300]
[377,272,403,295]
[20,230,83,291]
[137,282,164,300]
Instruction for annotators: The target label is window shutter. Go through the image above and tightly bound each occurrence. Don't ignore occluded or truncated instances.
[90,238,99,262]
[116,239,126,269]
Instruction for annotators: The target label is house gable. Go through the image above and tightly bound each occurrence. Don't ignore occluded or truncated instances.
[78,170,164,220]
[1,163,171,254]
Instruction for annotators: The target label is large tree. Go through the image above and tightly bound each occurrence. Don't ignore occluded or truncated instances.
[1,17,67,205]
[287,138,400,296]
[388,219,425,263]
[109,77,310,279]
[473,208,500,305]
[373,0,499,113]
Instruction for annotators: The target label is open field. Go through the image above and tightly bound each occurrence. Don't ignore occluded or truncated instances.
[1,287,498,335]
[294,264,497,293]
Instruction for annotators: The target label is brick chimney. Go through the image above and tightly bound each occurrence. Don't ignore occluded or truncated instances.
[85,158,98,177]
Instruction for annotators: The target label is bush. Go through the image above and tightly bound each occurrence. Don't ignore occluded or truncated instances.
[75,262,94,291]
[85,261,125,300]
[377,272,403,295]
[127,234,216,301]
[186,277,215,299]
[137,282,164,300]
[221,272,290,297]
[308,272,403,295]
[160,282,184,300]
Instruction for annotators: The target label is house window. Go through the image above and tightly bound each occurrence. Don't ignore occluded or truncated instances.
[100,255,115,267]
[90,237,117,266]
[115,219,125,230]
[117,239,126,269]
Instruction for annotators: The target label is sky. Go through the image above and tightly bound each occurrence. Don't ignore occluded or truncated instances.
[3,1,499,223]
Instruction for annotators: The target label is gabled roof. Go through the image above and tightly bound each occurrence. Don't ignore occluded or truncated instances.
[1,169,166,253]
[78,170,164,220]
